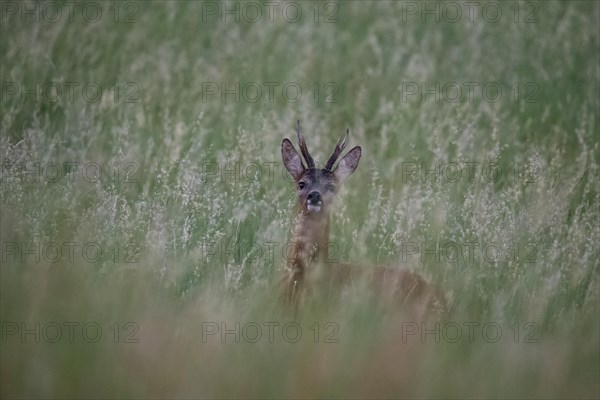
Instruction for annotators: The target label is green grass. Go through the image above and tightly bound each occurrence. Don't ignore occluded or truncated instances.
[1,1,599,398]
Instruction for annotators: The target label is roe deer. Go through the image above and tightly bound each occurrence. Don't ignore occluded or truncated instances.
[280,121,447,319]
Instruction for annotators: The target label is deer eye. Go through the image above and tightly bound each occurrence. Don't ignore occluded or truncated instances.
[298,181,306,190]
[326,183,336,193]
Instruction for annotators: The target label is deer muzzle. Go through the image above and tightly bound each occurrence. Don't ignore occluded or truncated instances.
[306,191,323,213]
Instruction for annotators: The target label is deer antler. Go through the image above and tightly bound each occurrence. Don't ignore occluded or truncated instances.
[324,129,349,171]
[296,120,315,169]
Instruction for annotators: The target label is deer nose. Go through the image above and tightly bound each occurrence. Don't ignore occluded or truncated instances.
[307,191,322,205]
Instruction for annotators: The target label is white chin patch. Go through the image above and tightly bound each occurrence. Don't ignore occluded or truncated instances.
[307,204,322,213]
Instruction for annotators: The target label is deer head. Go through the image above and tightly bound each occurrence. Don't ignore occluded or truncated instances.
[281,121,362,218]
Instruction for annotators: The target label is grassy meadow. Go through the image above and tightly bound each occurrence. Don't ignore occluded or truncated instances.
[1,0,599,398]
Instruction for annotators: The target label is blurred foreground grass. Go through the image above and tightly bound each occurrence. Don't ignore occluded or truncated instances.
[1,1,599,398]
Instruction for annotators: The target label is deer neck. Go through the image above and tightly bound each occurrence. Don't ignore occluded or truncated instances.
[288,211,330,271]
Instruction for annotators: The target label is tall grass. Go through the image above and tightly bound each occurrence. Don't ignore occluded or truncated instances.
[1,1,598,398]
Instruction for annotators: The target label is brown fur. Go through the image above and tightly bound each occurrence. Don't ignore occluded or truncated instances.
[280,122,447,319]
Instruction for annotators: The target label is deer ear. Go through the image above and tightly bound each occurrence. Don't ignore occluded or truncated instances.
[281,138,305,180]
[335,146,361,182]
